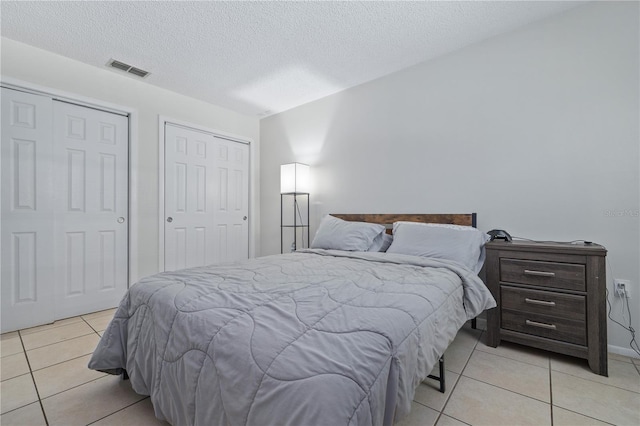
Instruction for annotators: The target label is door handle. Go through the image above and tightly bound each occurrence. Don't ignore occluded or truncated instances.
[117,217,125,223]
[243,216,247,221]
[167,217,173,223]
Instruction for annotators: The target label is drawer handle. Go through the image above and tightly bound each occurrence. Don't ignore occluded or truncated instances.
[524,269,556,278]
[525,319,557,330]
[525,298,556,307]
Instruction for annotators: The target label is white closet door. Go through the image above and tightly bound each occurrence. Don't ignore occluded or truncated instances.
[164,124,217,271]
[164,124,249,271]
[212,138,249,264]
[1,88,56,332]
[52,101,129,317]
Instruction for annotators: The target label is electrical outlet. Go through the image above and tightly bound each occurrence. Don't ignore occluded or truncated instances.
[614,279,631,298]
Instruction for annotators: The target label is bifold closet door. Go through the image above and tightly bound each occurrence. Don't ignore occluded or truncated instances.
[1,88,56,331]
[212,137,250,264]
[164,125,217,271]
[52,101,129,317]
[164,124,249,272]
[1,88,129,332]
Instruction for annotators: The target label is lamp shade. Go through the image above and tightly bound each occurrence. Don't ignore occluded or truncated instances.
[280,163,310,193]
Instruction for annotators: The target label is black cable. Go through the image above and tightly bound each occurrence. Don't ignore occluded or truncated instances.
[624,295,640,355]
[294,197,305,249]
[605,260,640,357]
[512,236,597,245]
[606,288,640,357]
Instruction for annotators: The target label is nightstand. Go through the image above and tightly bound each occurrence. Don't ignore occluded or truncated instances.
[485,240,608,376]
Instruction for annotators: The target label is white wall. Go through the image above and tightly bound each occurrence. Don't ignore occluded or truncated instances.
[1,38,261,281]
[260,2,639,354]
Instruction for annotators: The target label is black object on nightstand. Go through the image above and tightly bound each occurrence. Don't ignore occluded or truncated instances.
[485,240,608,376]
[281,192,309,253]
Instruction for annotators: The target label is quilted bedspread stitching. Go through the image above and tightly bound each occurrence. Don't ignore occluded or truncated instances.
[89,250,494,426]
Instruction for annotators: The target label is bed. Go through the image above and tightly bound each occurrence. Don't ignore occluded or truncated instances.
[88,213,496,426]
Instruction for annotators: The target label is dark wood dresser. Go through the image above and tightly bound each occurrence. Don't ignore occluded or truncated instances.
[485,240,608,376]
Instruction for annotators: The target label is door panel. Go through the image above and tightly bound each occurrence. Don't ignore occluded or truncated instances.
[164,124,249,271]
[164,125,216,271]
[1,88,56,332]
[213,138,249,264]
[52,101,129,317]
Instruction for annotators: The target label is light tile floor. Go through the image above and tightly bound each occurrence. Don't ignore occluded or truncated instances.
[1,312,639,425]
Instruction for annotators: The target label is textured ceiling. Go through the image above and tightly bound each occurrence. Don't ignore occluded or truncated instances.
[1,1,583,117]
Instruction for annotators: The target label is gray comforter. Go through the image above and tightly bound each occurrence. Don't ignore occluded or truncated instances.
[88,250,495,426]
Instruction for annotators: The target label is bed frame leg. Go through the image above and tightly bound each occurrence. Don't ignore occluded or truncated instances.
[122,370,129,381]
[427,356,445,393]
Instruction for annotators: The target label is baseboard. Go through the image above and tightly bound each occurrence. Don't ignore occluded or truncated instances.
[607,344,640,359]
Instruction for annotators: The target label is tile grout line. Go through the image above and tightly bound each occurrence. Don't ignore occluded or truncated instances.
[551,353,640,392]
[81,315,104,336]
[23,331,97,353]
[440,413,472,426]
[1,311,113,423]
[479,347,639,395]
[474,346,550,369]
[85,396,151,425]
[459,344,634,425]
[13,310,114,339]
[19,318,85,337]
[436,329,484,422]
[23,321,102,372]
[39,374,110,401]
[13,318,107,386]
[13,315,631,426]
[459,373,554,406]
[459,339,556,408]
[550,368,640,395]
[552,406,618,426]
[29,351,97,374]
[425,372,464,426]
[24,332,100,372]
[410,325,482,425]
[15,317,109,420]
[25,317,108,400]
[549,353,554,426]
[17,330,50,426]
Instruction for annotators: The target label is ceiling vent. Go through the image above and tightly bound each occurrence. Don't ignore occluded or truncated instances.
[107,59,150,78]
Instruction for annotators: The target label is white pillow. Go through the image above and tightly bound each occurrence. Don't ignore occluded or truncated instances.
[368,232,393,252]
[386,221,490,273]
[311,215,385,251]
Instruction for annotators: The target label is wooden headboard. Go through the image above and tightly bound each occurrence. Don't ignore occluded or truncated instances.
[332,213,477,233]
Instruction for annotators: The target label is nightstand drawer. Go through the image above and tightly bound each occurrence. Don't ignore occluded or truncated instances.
[501,286,585,321]
[500,258,585,291]
[502,310,586,345]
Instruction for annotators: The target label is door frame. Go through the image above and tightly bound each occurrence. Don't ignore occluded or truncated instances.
[158,116,254,272]
[0,76,139,285]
